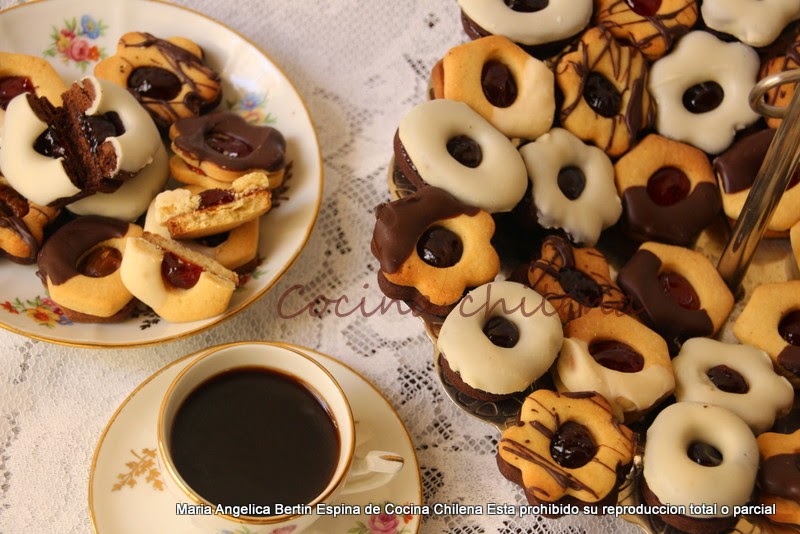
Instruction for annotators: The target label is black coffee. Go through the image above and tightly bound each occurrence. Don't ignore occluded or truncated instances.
[169,367,340,514]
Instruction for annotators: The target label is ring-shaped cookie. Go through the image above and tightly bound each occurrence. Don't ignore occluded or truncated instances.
[519,128,620,246]
[119,232,238,323]
[617,241,734,353]
[733,281,800,387]
[594,0,699,60]
[701,0,800,48]
[555,27,654,157]
[37,216,143,320]
[497,390,636,507]
[673,338,793,435]
[615,134,721,246]
[0,76,162,207]
[396,99,527,213]
[555,308,674,423]
[643,402,759,520]
[458,0,592,48]
[649,31,760,155]
[431,35,554,140]
[437,281,563,397]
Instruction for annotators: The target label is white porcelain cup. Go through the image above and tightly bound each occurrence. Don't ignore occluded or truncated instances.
[157,341,404,533]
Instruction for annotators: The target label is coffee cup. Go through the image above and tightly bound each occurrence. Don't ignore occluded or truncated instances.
[157,341,404,533]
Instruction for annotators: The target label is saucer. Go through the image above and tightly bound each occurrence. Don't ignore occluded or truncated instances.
[89,343,422,534]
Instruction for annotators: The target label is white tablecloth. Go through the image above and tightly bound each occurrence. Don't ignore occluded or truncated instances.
[0,1,639,532]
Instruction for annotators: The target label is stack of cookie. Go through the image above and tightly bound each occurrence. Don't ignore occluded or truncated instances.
[371,1,800,530]
[0,31,288,324]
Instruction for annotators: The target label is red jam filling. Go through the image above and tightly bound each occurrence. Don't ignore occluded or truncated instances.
[706,365,749,394]
[683,82,724,114]
[557,166,586,201]
[588,340,645,373]
[625,0,661,16]
[447,135,482,168]
[77,246,122,278]
[646,167,691,207]
[198,189,236,209]
[127,66,182,101]
[658,271,700,311]
[584,72,622,118]
[161,251,203,289]
[416,225,463,268]
[0,75,33,110]
[482,316,520,348]
[481,60,517,108]
[550,421,597,469]
[779,310,800,347]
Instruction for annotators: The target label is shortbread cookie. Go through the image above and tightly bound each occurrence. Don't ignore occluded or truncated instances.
[0,180,58,264]
[555,308,674,423]
[372,186,499,317]
[757,430,800,527]
[393,98,527,213]
[792,222,800,269]
[37,216,143,322]
[150,172,271,240]
[0,76,161,207]
[760,32,800,129]
[714,128,800,235]
[526,235,627,324]
[642,402,759,534]
[497,390,636,512]
[649,31,760,155]
[594,0,699,60]
[458,0,592,58]
[615,134,721,246]
[617,241,734,353]
[430,35,554,140]
[518,128,620,246]
[734,281,800,387]
[94,32,222,128]
[437,281,563,400]
[169,111,287,189]
[701,0,800,48]
[673,338,793,435]
[555,26,655,157]
[119,232,238,323]
[0,51,67,109]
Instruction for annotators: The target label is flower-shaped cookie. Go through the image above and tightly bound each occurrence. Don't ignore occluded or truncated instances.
[371,186,499,317]
[94,32,222,129]
[555,27,654,157]
[701,0,800,48]
[497,389,636,509]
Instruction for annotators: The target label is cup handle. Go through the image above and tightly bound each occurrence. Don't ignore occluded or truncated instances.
[339,450,404,496]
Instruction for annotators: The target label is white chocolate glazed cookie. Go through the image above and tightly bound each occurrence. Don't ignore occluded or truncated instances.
[555,308,674,423]
[643,402,759,518]
[433,35,554,140]
[67,143,169,222]
[673,338,793,435]
[437,281,563,396]
[649,31,760,155]
[701,0,800,48]
[458,0,592,47]
[519,128,620,246]
[397,99,527,213]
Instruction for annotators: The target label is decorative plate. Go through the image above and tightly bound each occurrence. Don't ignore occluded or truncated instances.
[0,0,323,347]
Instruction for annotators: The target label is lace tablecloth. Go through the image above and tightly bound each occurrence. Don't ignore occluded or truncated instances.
[0,1,640,532]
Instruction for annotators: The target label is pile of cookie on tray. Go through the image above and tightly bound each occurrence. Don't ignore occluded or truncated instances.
[0,31,288,323]
[371,1,800,533]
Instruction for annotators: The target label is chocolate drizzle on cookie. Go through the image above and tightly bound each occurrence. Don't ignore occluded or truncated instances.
[596,0,697,59]
[118,32,222,127]
[0,183,38,264]
[528,235,627,321]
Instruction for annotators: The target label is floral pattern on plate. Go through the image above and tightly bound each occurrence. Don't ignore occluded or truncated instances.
[348,503,415,534]
[43,14,108,71]
[1,296,71,328]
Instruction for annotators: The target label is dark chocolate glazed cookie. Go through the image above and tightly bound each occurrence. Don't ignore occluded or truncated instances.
[371,186,499,317]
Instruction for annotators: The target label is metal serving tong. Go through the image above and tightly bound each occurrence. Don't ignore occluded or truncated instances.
[718,68,800,291]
